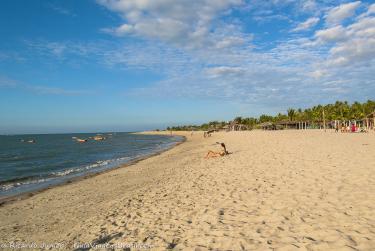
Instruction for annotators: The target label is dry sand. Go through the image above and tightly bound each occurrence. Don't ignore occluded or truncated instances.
[0,130,374,250]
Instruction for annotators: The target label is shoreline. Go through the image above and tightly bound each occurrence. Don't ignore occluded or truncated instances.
[0,130,374,250]
[0,133,186,206]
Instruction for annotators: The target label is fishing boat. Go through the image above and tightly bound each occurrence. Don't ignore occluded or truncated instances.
[93,135,106,141]
[72,137,88,143]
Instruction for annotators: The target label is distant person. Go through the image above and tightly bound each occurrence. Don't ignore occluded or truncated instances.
[204,130,214,138]
[351,124,356,133]
[205,143,229,159]
[335,124,339,132]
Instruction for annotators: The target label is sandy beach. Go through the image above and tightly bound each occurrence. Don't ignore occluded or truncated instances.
[0,130,374,250]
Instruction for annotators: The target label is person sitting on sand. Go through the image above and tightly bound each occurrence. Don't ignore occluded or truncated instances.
[205,143,229,159]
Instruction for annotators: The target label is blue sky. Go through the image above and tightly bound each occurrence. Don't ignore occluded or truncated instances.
[0,0,374,134]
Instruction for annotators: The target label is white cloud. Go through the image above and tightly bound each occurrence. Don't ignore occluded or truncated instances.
[27,86,90,95]
[48,3,76,17]
[312,9,375,81]
[308,69,329,79]
[215,36,246,49]
[20,0,375,108]
[0,75,90,96]
[26,41,68,58]
[205,66,245,78]
[301,0,317,12]
[347,16,375,37]
[326,18,375,67]
[108,23,134,35]
[0,76,18,88]
[367,3,375,15]
[98,0,243,48]
[325,1,361,25]
[252,13,290,24]
[0,51,26,62]
[315,25,348,43]
[292,17,320,32]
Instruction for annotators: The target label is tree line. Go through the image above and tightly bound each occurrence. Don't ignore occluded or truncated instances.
[167,100,375,131]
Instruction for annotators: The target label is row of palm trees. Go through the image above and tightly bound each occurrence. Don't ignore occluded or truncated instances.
[167,100,375,131]
[285,100,375,122]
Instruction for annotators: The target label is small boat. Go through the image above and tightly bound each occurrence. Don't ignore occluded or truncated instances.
[72,137,88,143]
[20,139,36,143]
[93,135,106,141]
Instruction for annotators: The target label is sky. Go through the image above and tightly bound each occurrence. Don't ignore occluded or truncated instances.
[0,0,374,134]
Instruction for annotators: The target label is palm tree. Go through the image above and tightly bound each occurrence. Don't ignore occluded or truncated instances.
[287,108,296,121]
[350,101,364,119]
[275,113,287,122]
[364,100,375,115]
[234,116,243,124]
[167,99,375,131]
[259,114,273,123]
[304,108,313,121]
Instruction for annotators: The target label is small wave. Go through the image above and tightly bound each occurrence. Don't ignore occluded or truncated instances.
[51,168,76,177]
[1,177,49,191]
[50,157,132,178]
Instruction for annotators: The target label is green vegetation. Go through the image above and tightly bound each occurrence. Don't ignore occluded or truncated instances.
[167,100,375,131]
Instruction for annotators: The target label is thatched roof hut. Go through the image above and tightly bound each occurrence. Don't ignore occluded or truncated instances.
[259,122,275,130]
[218,125,229,131]
[229,121,248,131]
[276,120,311,129]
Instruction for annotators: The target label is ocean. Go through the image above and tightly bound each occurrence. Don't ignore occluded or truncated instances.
[0,132,183,198]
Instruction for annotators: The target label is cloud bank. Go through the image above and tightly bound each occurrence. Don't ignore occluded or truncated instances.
[20,0,375,110]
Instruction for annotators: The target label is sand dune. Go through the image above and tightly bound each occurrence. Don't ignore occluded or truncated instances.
[0,130,374,250]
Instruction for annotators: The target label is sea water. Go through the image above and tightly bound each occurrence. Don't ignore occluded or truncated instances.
[0,132,183,198]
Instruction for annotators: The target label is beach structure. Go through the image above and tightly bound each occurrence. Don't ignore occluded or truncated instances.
[228,121,248,131]
[364,111,375,130]
[331,117,373,131]
[276,120,311,130]
[218,125,229,132]
[259,120,344,130]
[259,122,275,130]
[204,130,215,137]
[259,121,312,130]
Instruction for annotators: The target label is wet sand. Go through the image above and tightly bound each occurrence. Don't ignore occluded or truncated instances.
[0,130,374,250]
